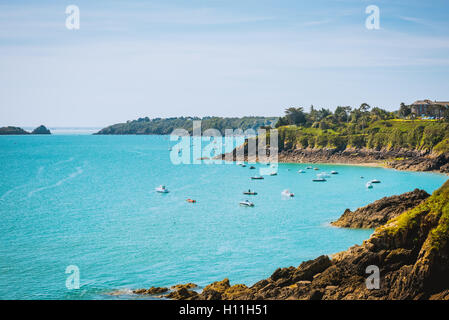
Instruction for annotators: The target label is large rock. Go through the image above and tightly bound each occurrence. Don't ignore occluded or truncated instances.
[31,125,51,134]
[331,189,430,229]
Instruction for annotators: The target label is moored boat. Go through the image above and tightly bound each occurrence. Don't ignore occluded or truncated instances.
[281,189,294,197]
[239,200,255,207]
[155,185,169,193]
[251,176,264,180]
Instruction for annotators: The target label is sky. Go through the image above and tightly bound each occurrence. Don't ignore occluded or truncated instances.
[1,0,449,127]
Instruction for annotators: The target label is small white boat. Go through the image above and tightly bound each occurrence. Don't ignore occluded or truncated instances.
[281,189,294,197]
[270,172,278,176]
[306,166,313,169]
[331,171,338,174]
[366,182,373,189]
[298,169,305,173]
[251,176,264,180]
[155,185,169,193]
[239,200,254,207]
[312,177,326,182]
[371,179,381,184]
[241,164,247,167]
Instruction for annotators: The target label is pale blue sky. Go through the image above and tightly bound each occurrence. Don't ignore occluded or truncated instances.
[1,0,449,126]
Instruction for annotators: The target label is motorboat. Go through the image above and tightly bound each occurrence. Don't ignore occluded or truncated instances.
[298,169,305,173]
[249,166,256,169]
[239,200,254,207]
[243,190,258,195]
[312,177,327,182]
[241,164,247,167]
[371,179,381,184]
[306,166,313,169]
[314,167,320,171]
[270,172,278,176]
[331,171,338,174]
[155,185,169,193]
[281,189,294,197]
[186,198,196,203]
[366,182,373,189]
[251,176,264,180]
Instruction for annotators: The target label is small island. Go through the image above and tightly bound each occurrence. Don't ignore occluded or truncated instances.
[0,125,51,135]
[31,125,51,134]
[0,126,30,135]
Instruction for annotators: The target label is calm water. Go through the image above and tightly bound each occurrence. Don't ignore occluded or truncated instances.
[0,135,447,299]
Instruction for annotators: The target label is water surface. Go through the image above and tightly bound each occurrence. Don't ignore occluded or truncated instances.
[0,135,446,299]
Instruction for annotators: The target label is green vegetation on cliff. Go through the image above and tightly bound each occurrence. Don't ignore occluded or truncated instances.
[381,180,449,247]
[275,105,449,153]
[96,116,277,135]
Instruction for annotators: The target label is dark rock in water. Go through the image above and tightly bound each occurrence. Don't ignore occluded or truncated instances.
[331,189,430,229]
[133,286,168,295]
[168,180,449,300]
[165,287,199,300]
[0,126,29,135]
[171,283,197,290]
[31,125,51,134]
[199,278,231,300]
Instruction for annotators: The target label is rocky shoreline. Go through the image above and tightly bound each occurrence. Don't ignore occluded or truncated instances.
[218,139,449,174]
[331,189,430,229]
[278,148,449,174]
[131,181,449,300]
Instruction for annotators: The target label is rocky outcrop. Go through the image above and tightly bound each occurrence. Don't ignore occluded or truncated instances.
[168,180,449,300]
[0,126,30,135]
[132,286,168,295]
[221,141,449,174]
[31,125,51,134]
[331,189,430,229]
[0,125,51,135]
[278,148,449,174]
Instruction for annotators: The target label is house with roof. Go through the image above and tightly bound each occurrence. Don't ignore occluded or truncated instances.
[410,100,449,119]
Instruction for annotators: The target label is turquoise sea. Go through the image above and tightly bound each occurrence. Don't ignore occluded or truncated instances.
[0,134,447,299]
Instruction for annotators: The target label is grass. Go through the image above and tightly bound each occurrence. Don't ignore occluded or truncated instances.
[378,180,449,244]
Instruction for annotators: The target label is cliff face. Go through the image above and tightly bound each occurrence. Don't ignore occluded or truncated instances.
[331,189,430,229]
[162,180,449,300]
